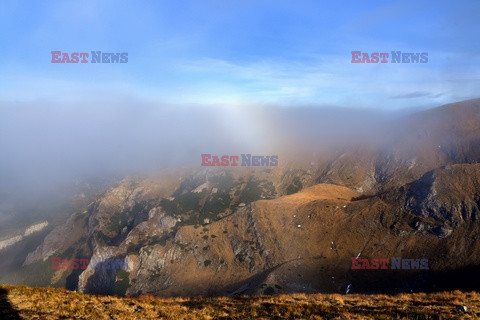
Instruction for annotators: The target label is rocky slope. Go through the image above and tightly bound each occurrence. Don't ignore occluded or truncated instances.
[0,221,49,251]
[21,98,480,296]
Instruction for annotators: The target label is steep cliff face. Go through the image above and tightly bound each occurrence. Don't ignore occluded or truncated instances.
[22,99,480,296]
[403,164,480,224]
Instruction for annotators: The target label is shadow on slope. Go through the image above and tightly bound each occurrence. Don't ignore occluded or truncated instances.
[0,288,21,319]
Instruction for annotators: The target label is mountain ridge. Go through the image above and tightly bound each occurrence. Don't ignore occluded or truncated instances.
[12,98,480,297]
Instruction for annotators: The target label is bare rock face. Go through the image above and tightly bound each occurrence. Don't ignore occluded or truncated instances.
[0,235,23,251]
[24,221,48,237]
[77,246,121,294]
[24,213,86,265]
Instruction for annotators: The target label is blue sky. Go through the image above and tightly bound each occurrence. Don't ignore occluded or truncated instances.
[0,0,479,109]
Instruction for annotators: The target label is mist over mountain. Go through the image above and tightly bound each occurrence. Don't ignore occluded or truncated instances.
[2,1,480,318]
[3,98,480,297]
[0,100,418,226]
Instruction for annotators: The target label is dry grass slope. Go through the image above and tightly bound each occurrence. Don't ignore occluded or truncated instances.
[1,284,479,319]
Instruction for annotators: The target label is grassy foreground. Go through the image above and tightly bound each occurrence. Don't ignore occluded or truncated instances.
[0,284,478,319]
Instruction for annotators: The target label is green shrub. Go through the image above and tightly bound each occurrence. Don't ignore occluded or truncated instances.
[114,270,130,297]
[263,287,275,295]
[286,177,303,195]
